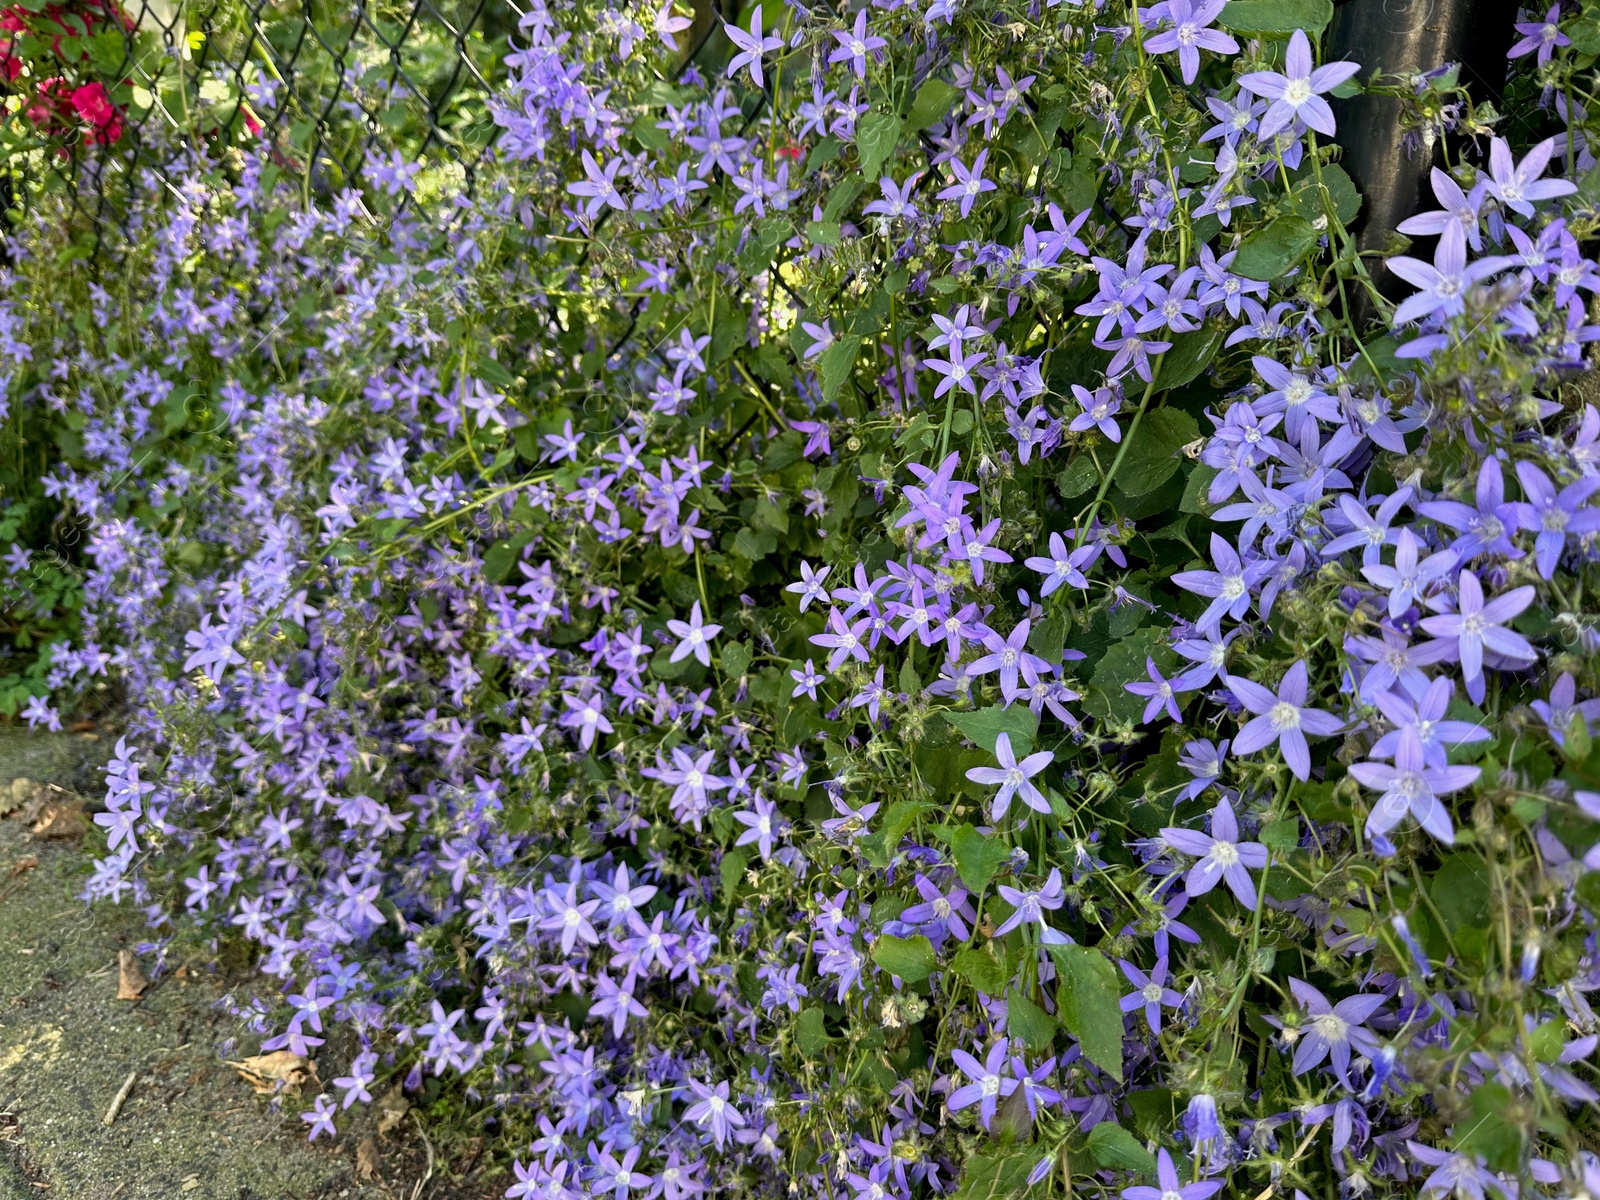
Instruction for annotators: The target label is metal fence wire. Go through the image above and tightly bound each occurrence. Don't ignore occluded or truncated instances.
[0,0,516,239]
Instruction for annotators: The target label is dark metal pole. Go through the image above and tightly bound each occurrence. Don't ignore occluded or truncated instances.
[1327,0,1520,330]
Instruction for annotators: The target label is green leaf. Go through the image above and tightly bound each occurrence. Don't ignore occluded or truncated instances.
[1087,1123,1157,1174]
[739,216,792,272]
[1006,990,1057,1052]
[1260,817,1299,854]
[1219,0,1334,35]
[1180,464,1218,514]
[872,934,937,983]
[1455,1083,1522,1172]
[796,1007,832,1057]
[1115,408,1200,497]
[857,111,903,179]
[1055,455,1098,499]
[1028,616,1066,664]
[1048,944,1124,1082]
[1085,627,1172,724]
[806,220,841,246]
[720,849,749,903]
[950,945,1014,995]
[819,335,863,403]
[732,527,779,560]
[951,1149,1038,1200]
[861,800,932,868]
[1232,216,1320,281]
[720,640,752,677]
[950,824,1012,893]
[482,541,519,583]
[1156,327,1224,391]
[906,78,958,133]
[1569,17,1600,55]
[1290,164,1362,227]
[1432,854,1492,936]
[1127,1088,1176,1139]
[943,705,1039,757]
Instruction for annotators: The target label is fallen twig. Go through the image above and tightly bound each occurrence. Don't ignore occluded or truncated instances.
[102,1071,138,1127]
[409,1109,434,1200]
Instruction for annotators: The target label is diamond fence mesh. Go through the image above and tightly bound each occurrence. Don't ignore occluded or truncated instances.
[0,0,515,246]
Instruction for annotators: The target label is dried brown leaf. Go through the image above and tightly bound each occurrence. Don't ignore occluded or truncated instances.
[224,1051,319,1097]
[374,1083,410,1137]
[116,950,149,1001]
[0,779,27,818]
[31,800,87,842]
[355,1137,382,1181]
[7,855,39,879]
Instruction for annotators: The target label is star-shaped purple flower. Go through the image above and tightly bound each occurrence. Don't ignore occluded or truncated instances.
[965,732,1054,822]
[1142,0,1238,84]
[1160,795,1270,909]
[1225,660,1342,780]
[1236,29,1360,138]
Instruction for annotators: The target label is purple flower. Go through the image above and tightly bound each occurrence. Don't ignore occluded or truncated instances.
[1484,135,1576,218]
[1161,796,1270,909]
[1351,726,1480,844]
[568,150,627,217]
[967,620,1048,696]
[1119,957,1184,1033]
[590,1144,653,1200]
[1510,4,1570,64]
[1417,569,1537,703]
[790,658,825,700]
[964,732,1054,822]
[1510,461,1600,579]
[828,10,887,79]
[1370,676,1491,765]
[667,601,722,666]
[863,173,922,220]
[1531,673,1600,750]
[1024,532,1091,596]
[1397,167,1489,252]
[810,608,872,670]
[683,1077,746,1149]
[1177,738,1228,801]
[994,868,1066,938]
[1419,457,1520,561]
[1236,29,1360,138]
[1122,1149,1223,1200]
[1387,223,1511,327]
[723,9,784,87]
[1406,1142,1501,1200]
[948,1041,1018,1129]
[785,560,832,611]
[1282,978,1385,1084]
[300,1093,337,1141]
[1225,660,1342,780]
[936,149,998,217]
[1068,384,1123,441]
[1172,533,1270,634]
[924,341,988,398]
[900,874,974,941]
[1126,657,1182,723]
[1360,527,1458,618]
[1142,0,1238,84]
[732,794,781,861]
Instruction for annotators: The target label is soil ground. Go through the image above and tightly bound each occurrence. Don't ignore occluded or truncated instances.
[0,727,493,1200]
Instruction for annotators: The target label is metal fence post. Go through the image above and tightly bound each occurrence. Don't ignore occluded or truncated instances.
[1327,0,1520,328]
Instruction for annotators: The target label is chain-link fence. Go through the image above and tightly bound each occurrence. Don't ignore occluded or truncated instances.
[0,0,516,240]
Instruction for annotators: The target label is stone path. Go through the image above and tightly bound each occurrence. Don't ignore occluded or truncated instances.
[0,728,456,1200]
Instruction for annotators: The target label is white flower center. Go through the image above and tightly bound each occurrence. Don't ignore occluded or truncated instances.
[1270,701,1301,730]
